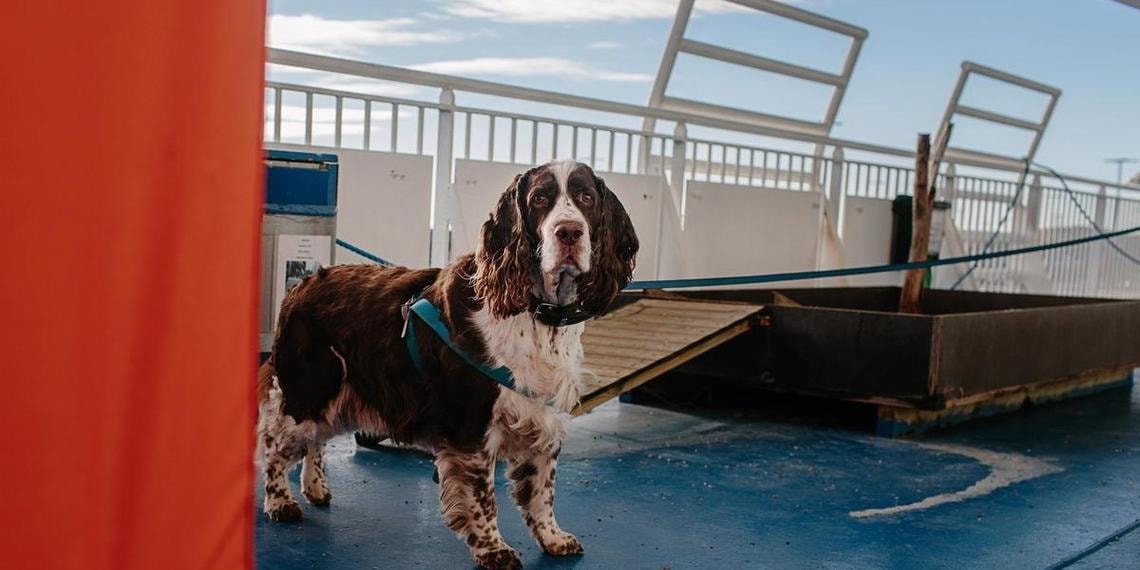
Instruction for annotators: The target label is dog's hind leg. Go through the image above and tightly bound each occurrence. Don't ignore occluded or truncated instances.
[301,442,331,506]
[258,381,311,522]
[436,448,521,570]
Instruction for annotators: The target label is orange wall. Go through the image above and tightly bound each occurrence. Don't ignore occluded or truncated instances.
[1,2,265,568]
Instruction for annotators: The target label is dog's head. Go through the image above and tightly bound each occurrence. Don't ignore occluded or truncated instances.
[474,160,639,320]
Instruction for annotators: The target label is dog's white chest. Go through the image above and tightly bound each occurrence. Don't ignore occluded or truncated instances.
[472,309,584,453]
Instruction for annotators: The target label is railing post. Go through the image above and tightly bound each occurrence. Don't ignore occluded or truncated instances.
[637,130,654,176]
[1084,185,1108,296]
[668,122,687,213]
[937,163,976,290]
[652,122,688,279]
[1025,173,1043,236]
[938,162,956,256]
[941,163,957,203]
[826,146,844,237]
[430,88,455,268]
[812,146,845,279]
[1017,173,1054,294]
[1110,187,1122,231]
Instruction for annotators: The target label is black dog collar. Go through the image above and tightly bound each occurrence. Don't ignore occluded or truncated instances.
[529,298,594,327]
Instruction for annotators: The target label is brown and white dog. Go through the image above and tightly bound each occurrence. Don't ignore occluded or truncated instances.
[256,160,638,569]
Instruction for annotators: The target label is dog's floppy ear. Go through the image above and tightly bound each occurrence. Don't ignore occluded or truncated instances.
[474,168,536,318]
[577,173,638,316]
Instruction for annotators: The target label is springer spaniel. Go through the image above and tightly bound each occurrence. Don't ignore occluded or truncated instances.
[257,160,638,569]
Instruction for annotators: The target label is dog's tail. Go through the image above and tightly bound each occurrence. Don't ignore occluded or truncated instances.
[257,360,276,403]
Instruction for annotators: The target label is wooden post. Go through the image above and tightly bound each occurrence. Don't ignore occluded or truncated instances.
[899,126,954,314]
[899,135,931,314]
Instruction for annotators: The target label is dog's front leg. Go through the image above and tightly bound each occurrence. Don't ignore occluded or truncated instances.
[436,448,520,570]
[508,445,582,556]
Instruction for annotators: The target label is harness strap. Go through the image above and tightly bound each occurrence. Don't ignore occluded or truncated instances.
[404,297,532,397]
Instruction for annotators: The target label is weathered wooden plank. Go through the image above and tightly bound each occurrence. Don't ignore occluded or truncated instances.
[574,318,757,415]
[598,314,751,330]
[636,297,757,310]
[598,298,756,318]
[611,302,757,318]
[570,297,765,414]
[590,330,717,343]
[584,353,658,370]
[875,365,1132,436]
[581,342,690,359]
[581,362,629,376]
[582,326,711,344]
[591,313,748,331]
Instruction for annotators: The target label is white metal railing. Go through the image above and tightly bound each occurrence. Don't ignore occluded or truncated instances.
[841,160,915,199]
[680,139,827,192]
[264,49,1140,300]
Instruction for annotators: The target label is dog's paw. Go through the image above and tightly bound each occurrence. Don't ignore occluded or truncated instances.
[265,500,303,522]
[302,487,331,506]
[476,547,522,570]
[303,487,330,506]
[540,531,583,556]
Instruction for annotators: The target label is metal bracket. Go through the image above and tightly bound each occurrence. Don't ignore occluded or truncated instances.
[936,61,1061,171]
[642,0,867,140]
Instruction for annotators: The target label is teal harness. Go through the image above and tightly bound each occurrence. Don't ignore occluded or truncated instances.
[403,297,534,398]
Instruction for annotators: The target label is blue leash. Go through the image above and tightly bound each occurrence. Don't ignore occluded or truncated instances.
[950,161,1031,290]
[339,222,1140,292]
[951,162,1140,290]
[404,297,540,399]
[621,223,1140,290]
[343,244,556,402]
[1034,163,1140,267]
[337,238,396,267]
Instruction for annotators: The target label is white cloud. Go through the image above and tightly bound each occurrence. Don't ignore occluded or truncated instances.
[268,14,464,55]
[588,41,623,49]
[440,0,748,23]
[409,57,652,82]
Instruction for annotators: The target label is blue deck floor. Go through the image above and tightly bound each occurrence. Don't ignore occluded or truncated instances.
[256,380,1140,569]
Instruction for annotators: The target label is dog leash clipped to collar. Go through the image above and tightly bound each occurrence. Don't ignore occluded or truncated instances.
[403,297,545,401]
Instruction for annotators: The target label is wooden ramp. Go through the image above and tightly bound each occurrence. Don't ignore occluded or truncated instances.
[573,297,765,415]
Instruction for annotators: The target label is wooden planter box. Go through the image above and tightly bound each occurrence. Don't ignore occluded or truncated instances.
[639,287,1140,435]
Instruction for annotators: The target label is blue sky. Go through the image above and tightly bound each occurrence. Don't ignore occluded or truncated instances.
[266,0,1139,183]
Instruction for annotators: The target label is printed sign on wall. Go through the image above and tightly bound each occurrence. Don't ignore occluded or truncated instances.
[273,234,332,325]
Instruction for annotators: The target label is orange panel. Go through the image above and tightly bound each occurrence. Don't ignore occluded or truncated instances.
[1,2,264,568]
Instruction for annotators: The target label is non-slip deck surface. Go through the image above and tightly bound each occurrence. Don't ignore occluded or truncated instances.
[255,381,1140,569]
[575,298,762,414]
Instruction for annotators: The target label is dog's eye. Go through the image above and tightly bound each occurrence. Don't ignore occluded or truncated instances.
[533,195,549,208]
[578,192,594,207]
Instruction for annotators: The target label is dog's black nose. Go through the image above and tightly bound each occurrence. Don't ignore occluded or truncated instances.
[555,223,583,246]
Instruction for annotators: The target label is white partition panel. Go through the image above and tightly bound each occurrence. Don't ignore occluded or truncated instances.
[451,160,514,260]
[677,182,821,287]
[267,144,433,267]
[596,170,664,280]
[836,196,899,287]
[452,160,663,280]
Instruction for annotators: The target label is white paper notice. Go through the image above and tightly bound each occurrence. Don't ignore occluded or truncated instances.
[274,234,333,325]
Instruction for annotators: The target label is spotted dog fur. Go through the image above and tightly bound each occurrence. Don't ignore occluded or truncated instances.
[256,160,638,569]
[509,447,582,555]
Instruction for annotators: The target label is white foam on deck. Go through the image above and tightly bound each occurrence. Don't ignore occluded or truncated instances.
[849,442,1063,519]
